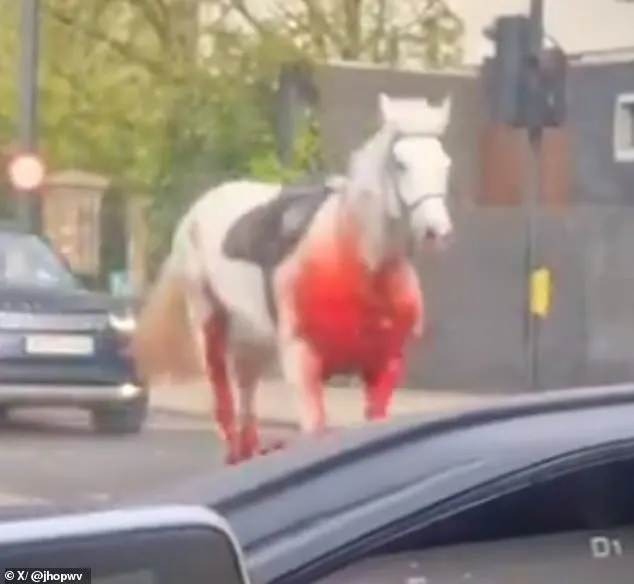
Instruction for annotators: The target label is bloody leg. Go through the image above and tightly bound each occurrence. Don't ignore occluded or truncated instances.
[203,312,240,464]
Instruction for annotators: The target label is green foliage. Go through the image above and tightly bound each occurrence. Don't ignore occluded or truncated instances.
[413,0,465,67]
[1,0,174,190]
[292,111,324,172]
[0,0,18,144]
[248,150,294,183]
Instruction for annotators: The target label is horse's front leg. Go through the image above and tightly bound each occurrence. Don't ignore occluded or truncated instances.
[362,354,405,421]
[361,261,421,421]
[278,334,326,435]
[275,270,327,437]
[398,261,424,340]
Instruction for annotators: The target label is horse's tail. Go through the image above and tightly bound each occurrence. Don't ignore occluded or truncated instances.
[130,217,206,386]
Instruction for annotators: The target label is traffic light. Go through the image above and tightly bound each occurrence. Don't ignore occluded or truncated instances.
[484,16,531,126]
[484,16,567,129]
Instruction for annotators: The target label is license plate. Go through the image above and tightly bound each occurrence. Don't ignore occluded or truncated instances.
[25,334,94,356]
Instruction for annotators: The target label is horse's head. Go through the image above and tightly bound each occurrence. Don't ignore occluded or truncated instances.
[378,93,453,250]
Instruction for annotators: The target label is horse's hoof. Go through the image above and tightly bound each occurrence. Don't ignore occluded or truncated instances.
[238,426,261,460]
[256,439,289,456]
[224,443,247,465]
[224,453,242,465]
[269,439,290,452]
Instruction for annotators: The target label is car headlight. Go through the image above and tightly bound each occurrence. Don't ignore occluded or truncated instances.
[108,313,137,333]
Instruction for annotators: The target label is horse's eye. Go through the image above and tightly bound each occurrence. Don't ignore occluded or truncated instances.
[394,159,407,172]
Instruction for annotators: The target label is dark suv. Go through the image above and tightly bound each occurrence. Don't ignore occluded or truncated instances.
[0,222,147,433]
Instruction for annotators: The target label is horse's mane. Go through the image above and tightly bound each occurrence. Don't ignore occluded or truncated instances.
[341,125,397,266]
[346,125,395,198]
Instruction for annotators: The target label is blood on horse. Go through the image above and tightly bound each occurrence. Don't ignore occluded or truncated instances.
[292,223,420,380]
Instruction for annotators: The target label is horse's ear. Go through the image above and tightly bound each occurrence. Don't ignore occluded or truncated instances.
[378,93,393,121]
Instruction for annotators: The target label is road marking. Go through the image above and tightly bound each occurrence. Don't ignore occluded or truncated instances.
[84,492,110,502]
[0,491,48,506]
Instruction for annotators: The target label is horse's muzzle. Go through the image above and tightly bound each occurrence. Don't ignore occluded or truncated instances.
[424,228,452,251]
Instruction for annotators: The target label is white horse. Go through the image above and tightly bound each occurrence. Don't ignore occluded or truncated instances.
[132,93,454,463]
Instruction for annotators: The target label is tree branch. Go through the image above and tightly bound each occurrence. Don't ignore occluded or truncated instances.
[298,0,341,55]
[227,0,274,35]
[340,0,363,59]
[127,0,171,46]
[365,0,388,60]
[43,2,176,80]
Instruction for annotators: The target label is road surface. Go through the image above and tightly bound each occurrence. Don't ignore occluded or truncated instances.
[0,409,290,508]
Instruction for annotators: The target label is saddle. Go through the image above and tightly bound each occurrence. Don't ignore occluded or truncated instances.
[222,180,338,268]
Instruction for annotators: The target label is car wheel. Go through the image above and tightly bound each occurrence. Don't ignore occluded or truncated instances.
[91,397,148,435]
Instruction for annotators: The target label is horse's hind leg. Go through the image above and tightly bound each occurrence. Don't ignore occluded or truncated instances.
[203,312,240,464]
[232,345,268,460]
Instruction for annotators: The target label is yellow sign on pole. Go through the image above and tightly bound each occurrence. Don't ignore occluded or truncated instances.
[530,267,551,318]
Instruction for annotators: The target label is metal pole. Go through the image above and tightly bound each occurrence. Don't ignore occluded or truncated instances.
[16,0,41,233]
[524,0,544,390]
[525,127,542,390]
[275,66,297,169]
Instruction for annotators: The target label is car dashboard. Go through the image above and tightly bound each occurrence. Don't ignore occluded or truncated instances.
[317,530,632,583]
[315,452,634,583]
[137,385,634,584]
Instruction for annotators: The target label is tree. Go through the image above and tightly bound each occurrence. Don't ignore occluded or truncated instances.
[39,0,177,187]
[42,0,464,252]
[194,0,464,177]
[37,0,286,260]
[0,0,173,189]
[4,0,464,186]
[1,0,465,267]
[209,0,464,67]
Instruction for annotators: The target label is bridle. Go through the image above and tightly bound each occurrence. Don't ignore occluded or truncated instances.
[385,131,447,222]
[379,131,449,254]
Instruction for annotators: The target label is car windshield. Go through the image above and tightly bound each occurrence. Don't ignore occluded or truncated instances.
[0,231,77,289]
[0,0,625,562]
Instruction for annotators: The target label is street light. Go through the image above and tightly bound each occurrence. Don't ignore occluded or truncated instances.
[16,0,41,234]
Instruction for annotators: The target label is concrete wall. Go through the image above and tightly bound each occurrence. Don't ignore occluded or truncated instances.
[407,205,634,392]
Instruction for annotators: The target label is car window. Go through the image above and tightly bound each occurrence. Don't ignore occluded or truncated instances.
[0,231,77,289]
